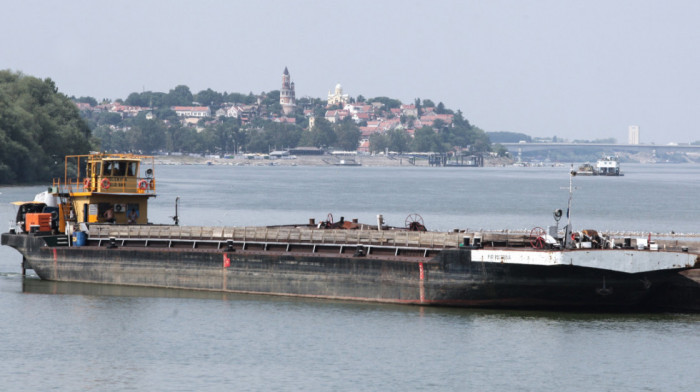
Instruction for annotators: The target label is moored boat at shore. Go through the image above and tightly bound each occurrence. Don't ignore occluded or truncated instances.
[2,154,698,311]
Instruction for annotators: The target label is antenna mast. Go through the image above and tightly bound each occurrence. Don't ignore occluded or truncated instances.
[564,165,577,248]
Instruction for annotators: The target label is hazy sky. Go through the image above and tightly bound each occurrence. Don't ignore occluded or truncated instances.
[3,0,699,143]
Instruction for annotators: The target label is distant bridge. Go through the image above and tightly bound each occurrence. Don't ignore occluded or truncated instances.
[500,142,700,154]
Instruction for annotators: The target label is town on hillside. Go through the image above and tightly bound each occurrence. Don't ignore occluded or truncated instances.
[72,67,700,165]
[72,67,498,163]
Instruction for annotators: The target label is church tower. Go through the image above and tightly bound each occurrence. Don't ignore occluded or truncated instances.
[280,66,296,115]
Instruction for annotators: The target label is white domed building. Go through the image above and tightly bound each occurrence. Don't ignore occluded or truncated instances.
[327,83,349,107]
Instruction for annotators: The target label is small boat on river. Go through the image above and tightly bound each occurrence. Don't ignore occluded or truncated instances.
[578,156,623,176]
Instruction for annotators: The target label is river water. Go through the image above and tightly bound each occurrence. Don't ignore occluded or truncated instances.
[1,163,699,391]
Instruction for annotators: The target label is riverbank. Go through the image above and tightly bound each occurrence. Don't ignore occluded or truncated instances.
[154,154,513,167]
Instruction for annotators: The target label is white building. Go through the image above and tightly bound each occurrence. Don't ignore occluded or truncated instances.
[628,125,640,145]
[327,83,349,107]
[171,106,211,118]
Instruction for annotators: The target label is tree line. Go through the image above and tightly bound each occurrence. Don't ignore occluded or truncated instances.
[0,70,91,184]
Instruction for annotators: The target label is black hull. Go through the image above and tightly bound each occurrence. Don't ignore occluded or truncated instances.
[3,232,692,311]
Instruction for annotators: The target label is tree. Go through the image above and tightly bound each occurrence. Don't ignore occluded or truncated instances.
[269,102,283,116]
[433,119,447,134]
[155,108,178,123]
[260,90,280,106]
[96,112,123,126]
[453,110,471,128]
[126,116,166,153]
[73,96,98,106]
[194,88,224,107]
[210,121,240,153]
[165,125,197,153]
[125,92,147,107]
[412,127,443,152]
[369,133,388,154]
[367,96,401,109]
[263,122,302,150]
[469,127,492,152]
[92,125,128,152]
[494,143,510,157]
[245,129,270,153]
[414,98,422,116]
[164,85,193,107]
[436,102,446,114]
[304,117,335,148]
[400,115,415,128]
[386,129,410,153]
[224,92,255,104]
[124,91,166,108]
[333,118,361,151]
[0,70,92,184]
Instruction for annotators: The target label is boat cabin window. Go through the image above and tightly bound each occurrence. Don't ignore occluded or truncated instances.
[113,161,126,176]
[127,161,138,176]
[100,161,134,177]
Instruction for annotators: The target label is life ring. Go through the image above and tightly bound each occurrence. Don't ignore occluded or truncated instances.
[83,178,91,190]
[149,179,155,190]
[138,179,148,190]
[101,178,111,190]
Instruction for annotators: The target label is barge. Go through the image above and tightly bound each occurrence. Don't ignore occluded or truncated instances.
[577,156,623,176]
[2,153,698,310]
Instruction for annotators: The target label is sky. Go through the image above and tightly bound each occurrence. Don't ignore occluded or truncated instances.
[2,0,699,144]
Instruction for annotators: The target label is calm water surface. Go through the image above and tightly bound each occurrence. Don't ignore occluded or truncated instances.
[1,164,699,391]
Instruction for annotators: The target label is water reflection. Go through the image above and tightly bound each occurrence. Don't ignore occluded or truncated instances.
[21,277,699,325]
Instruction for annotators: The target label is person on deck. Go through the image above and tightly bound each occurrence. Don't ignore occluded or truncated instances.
[128,209,139,224]
[103,208,115,223]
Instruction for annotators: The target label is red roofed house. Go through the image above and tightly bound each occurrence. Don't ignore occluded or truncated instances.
[420,113,454,126]
[377,118,401,131]
[400,104,418,117]
[357,139,370,153]
[109,104,150,117]
[352,112,371,123]
[74,102,92,111]
[325,109,349,123]
[345,103,373,114]
[360,126,382,138]
[272,116,296,124]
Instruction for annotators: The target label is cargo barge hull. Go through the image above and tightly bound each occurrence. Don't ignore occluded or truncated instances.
[4,232,694,311]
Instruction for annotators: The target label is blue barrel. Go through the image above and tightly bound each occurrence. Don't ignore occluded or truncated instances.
[75,231,86,247]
